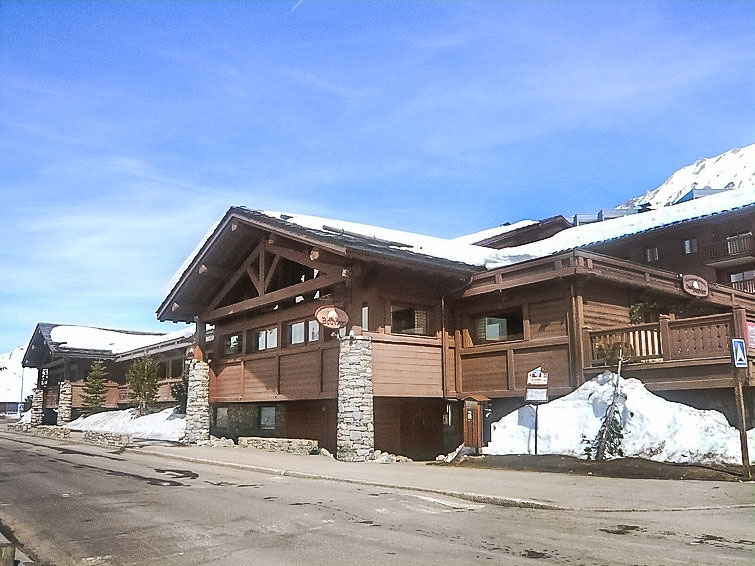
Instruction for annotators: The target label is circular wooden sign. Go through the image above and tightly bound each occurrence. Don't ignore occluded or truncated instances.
[314,305,349,329]
[682,274,709,298]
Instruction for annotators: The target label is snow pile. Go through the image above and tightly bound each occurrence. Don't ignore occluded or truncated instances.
[484,372,755,465]
[620,143,755,209]
[0,346,36,407]
[68,406,185,441]
[50,325,194,356]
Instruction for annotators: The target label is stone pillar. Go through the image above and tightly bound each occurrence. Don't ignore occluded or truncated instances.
[30,388,44,427]
[58,381,72,425]
[337,335,374,461]
[184,360,210,444]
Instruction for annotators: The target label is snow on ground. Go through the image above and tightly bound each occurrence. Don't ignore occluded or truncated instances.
[0,345,37,410]
[484,371,755,465]
[68,406,185,441]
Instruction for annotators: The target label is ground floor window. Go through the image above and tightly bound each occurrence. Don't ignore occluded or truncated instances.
[223,332,242,356]
[249,327,278,353]
[260,406,276,430]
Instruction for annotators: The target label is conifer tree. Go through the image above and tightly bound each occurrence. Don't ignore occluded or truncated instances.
[170,363,189,414]
[126,356,159,415]
[81,360,108,416]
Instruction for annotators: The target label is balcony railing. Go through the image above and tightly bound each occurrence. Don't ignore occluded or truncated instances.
[587,313,736,366]
[702,234,755,262]
[731,279,755,294]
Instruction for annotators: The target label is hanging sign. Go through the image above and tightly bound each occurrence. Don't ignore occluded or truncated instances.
[731,338,748,368]
[526,367,549,386]
[525,388,548,403]
[314,305,349,329]
[681,274,709,298]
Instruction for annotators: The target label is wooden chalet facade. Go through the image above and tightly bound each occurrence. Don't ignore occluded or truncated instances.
[159,198,755,459]
[22,323,196,423]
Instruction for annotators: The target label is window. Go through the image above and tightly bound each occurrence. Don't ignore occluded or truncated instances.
[474,309,524,343]
[644,246,659,263]
[361,304,369,331]
[730,270,755,283]
[681,238,698,255]
[223,332,242,356]
[260,406,276,430]
[391,304,429,335]
[287,320,320,346]
[249,327,278,353]
[324,326,347,341]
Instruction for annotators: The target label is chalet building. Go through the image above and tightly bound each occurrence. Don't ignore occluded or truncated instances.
[22,323,200,424]
[159,188,754,460]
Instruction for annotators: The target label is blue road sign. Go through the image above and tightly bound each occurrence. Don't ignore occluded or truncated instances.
[731,338,748,368]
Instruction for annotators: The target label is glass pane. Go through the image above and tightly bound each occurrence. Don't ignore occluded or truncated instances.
[267,327,278,348]
[308,320,320,342]
[290,322,305,344]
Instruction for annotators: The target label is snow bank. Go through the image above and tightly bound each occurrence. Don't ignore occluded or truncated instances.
[484,372,754,465]
[68,407,185,441]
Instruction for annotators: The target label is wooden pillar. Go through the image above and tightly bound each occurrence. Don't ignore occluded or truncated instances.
[731,305,751,480]
[659,314,671,361]
[569,284,586,387]
[194,316,206,351]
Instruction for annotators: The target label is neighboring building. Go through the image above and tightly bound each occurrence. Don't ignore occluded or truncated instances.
[0,346,36,415]
[158,188,754,459]
[22,323,203,423]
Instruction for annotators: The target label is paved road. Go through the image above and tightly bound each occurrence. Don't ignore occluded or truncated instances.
[0,435,752,566]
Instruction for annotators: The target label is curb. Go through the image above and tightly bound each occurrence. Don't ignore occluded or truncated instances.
[126,447,565,511]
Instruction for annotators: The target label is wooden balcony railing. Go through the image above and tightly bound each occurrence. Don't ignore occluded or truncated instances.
[702,234,755,262]
[587,313,736,366]
[731,279,755,294]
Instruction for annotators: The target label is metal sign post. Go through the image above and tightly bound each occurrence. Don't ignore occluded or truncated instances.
[731,339,751,480]
[525,367,549,455]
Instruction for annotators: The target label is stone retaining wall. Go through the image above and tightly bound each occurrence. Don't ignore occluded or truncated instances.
[6,423,30,433]
[238,436,318,455]
[83,430,133,447]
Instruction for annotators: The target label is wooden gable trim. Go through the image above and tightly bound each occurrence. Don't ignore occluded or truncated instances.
[207,244,264,311]
[202,270,349,321]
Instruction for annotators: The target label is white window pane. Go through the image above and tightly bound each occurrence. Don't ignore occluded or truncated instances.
[308,320,320,342]
[290,322,305,344]
[267,328,278,348]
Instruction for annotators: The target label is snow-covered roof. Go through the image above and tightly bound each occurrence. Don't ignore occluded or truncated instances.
[48,324,194,356]
[450,220,537,245]
[486,187,754,269]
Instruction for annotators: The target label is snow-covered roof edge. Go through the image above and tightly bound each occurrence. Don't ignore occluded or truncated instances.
[485,187,755,269]
[450,219,537,245]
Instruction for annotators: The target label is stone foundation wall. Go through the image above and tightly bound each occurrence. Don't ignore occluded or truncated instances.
[31,425,70,439]
[83,430,133,447]
[336,336,374,461]
[58,381,72,425]
[211,403,287,440]
[238,436,318,454]
[184,360,210,443]
[30,388,44,427]
[6,423,30,433]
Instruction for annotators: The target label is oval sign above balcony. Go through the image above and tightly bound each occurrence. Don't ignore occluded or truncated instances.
[315,305,349,329]
[682,274,709,298]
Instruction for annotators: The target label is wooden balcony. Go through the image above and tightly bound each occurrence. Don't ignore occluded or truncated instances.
[731,279,755,294]
[702,234,755,267]
[587,313,736,367]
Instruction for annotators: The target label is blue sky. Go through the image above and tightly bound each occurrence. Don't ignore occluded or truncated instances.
[1,0,753,352]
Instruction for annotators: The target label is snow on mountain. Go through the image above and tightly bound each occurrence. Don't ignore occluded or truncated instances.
[484,372,754,465]
[619,143,755,209]
[0,345,36,406]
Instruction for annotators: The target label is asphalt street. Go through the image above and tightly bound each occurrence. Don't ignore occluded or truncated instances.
[0,434,752,566]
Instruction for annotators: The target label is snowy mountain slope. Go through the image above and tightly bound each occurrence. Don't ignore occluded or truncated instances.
[0,345,36,404]
[619,143,755,209]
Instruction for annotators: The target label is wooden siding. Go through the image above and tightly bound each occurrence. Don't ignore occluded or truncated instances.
[529,297,568,338]
[458,337,571,396]
[285,400,337,453]
[583,284,630,329]
[369,335,444,397]
[373,397,444,460]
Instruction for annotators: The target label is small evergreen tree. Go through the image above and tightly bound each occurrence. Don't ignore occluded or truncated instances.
[585,345,629,461]
[22,394,33,412]
[170,363,189,414]
[126,356,159,415]
[81,360,109,416]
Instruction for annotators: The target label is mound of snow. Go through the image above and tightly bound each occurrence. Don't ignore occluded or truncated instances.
[68,406,185,441]
[484,372,754,465]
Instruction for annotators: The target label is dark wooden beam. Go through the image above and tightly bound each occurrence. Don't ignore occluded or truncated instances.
[203,271,348,321]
